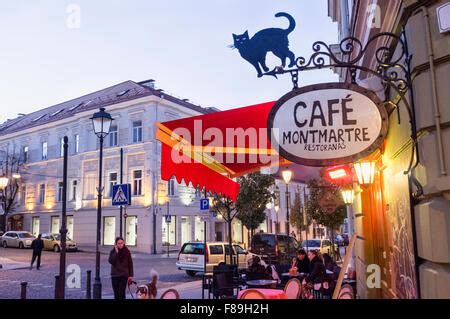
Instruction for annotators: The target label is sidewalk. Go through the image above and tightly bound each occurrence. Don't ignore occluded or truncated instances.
[0,257,30,270]
[78,245,179,259]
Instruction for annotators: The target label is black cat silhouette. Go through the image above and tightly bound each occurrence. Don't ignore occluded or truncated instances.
[232,12,296,77]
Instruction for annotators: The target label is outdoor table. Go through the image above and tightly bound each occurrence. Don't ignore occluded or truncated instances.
[245,279,278,288]
[238,288,287,299]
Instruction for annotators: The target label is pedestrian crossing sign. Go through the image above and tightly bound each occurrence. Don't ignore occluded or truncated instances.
[112,184,131,206]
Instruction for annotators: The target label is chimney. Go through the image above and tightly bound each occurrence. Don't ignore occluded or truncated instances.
[138,79,155,89]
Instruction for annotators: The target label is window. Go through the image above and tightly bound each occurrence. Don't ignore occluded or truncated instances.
[31,217,40,237]
[22,146,28,163]
[209,245,224,255]
[181,216,191,244]
[60,137,65,157]
[42,142,48,160]
[168,177,175,196]
[180,243,204,255]
[161,216,176,245]
[116,89,130,97]
[67,216,74,239]
[71,180,78,201]
[83,173,96,200]
[132,121,142,143]
[103,217,116,245]
[194,216,205,242]
[20,186,26,205]
[74,134,79,153]
[233,220,243,243]
[108,172,118,198]
[125,216,137,246]
[39,184,46,204]
[133,170,142,196]
[109,126,118,147]
[51,216,60,234]
[57,182,64,202]
[50,109,63,117]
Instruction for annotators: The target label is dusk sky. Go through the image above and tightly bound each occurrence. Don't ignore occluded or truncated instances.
[0,0,338,122]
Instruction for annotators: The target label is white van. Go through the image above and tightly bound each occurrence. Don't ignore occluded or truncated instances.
[176,241,262,276]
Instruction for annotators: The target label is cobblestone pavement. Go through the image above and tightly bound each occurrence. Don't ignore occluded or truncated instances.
[0,247,199,299]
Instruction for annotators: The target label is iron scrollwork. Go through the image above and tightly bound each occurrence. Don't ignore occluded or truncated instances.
[265,32,418,175]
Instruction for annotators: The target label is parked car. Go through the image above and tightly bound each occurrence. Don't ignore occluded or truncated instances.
[1,231,35,249]
[301,238,337,254]
[250,233,299,266]
[41,233,78,252]
[176,242,260,276]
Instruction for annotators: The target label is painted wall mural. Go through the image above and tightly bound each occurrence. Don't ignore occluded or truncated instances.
[385,171,417,299]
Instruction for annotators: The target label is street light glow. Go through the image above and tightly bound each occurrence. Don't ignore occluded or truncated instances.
[354,161,376,185]
[281,169,293,184]
[341,189,355,205]
[0,176,9,189]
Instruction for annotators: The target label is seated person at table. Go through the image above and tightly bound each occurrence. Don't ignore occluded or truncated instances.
[322,253,341,281]
[246,256,270,281]
[294,249,310,274]
[304,250,326,284]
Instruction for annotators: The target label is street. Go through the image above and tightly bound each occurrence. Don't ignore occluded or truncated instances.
[0,247,199,299]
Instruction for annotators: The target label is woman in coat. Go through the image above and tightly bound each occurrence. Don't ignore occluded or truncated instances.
[108,236,134,299]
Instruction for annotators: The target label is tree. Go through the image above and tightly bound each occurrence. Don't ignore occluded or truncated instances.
[0,149,25,232]
[210,195,238,264]
[235,172,276,238]
[210,172,276,264]
[305,178,346,254]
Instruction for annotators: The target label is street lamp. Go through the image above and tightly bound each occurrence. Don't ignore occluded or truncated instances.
[0,176,8,189]
[281,169,293,235]
[341,188,355,205]
[353,161,376,186]
[90,107,113,299]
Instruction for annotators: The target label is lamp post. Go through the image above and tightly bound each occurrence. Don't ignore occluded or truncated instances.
[274,205,279,234]
[281,169,293,235]
[90,107,113,299]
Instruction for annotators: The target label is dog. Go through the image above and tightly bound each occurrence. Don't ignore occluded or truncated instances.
[135,269,159,299]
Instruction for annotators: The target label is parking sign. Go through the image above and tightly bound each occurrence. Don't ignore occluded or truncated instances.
[200,198,209,210]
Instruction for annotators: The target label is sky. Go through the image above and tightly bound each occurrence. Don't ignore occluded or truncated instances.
[0,0,338,123]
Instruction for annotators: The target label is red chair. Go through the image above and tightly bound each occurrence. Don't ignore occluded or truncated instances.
[160,289,180,299]
[284,278,302,299]
[238,289,267,299]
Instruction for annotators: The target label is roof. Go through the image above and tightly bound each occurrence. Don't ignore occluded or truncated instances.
[0,80,214,136]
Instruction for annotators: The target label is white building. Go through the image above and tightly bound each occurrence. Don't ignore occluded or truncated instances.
[0,79,308,253]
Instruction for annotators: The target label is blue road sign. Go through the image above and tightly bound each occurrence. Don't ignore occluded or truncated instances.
[112,184,131,206]
[200,198,209,210]
[165,215,172,223]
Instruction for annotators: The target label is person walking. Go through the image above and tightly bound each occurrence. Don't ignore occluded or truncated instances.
[108,236,134,299]
[30,234,44,270]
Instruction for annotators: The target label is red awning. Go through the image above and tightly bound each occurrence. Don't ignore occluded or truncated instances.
[156,101,289,200]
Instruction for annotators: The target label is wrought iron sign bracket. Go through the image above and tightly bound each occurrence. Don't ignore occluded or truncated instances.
[265,32,418,175]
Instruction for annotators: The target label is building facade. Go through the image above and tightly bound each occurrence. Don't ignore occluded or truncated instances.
[329,0,450,298]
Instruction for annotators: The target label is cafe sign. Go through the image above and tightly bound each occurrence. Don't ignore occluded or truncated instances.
[268,83,388,166]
